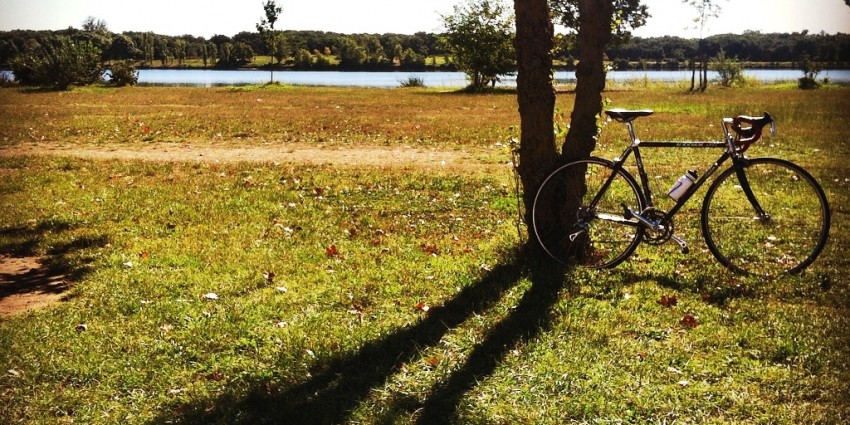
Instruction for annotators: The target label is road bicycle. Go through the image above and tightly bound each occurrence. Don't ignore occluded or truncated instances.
[531,109,831,276]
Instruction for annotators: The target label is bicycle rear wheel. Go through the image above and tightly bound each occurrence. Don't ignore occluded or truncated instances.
[701,157,830,276]
[532,158,645,268]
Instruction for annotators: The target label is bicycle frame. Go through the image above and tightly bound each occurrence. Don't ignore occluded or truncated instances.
[600,118,760,229]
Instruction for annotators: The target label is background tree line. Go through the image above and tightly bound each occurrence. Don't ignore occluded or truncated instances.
[0,27,446,71]
[2,26,848,72]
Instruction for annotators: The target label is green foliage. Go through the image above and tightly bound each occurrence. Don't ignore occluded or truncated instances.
[710,49,744,87]
[256,0,283,82]
[550,0,649,42]
[294,48,313,68]
[9,36,104,89]
[399,76,425,88]
[442,0,515,92]
[108,60,138,87]
[217,42,254,68]
[798,55,821,90]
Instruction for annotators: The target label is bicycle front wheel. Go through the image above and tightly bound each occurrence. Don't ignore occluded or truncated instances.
[701,158,830,276]
[532,158,645,268]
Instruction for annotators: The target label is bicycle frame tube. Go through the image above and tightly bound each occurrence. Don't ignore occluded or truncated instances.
[609,140,733,223]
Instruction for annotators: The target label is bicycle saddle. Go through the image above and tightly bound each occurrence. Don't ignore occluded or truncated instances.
[605,109,654,123]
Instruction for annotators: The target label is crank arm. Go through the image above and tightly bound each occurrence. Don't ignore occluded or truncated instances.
[670,234,689,254]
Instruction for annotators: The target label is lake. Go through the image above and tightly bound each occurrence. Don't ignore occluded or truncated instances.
[3,69,849,87]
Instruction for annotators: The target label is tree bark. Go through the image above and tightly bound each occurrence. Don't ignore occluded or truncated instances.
[513,0,557,228]
[563,0,614,160]
[513,0,614,264]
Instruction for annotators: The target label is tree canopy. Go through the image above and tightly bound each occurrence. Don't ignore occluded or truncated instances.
[442,0,516,91]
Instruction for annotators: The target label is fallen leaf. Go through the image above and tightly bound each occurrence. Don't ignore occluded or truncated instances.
[425,356,440,367]
[326,245,339,258]
[421,244,440,255]
[139,251,150,260]
[680,314,698,328]
[415,301,430,312]
[658,294,678,308]
[204,293,219,300]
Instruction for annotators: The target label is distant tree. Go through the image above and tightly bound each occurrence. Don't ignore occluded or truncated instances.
[295,48,313,68]
[256,0,282,82]
[361,34,388,65]
[172,39,187,66]
[338,37,366,67]
[798,54,821,89]
[11,36,104,89]
[140,33,155,66]
[442,0,516,91]
[710,49,744,86]
[104,34,141,61]
[82,16,108,33]
[156,37,170,66]
[393,43,403,64]
[683,0,725,91]
[231,42,254,66]
[108,60,138,86]
[401,48,425,68]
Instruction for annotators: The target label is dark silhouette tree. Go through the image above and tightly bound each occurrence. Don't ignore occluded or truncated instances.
[514,0,620,261]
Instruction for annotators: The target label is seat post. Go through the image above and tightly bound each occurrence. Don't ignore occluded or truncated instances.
[625,121,639,145]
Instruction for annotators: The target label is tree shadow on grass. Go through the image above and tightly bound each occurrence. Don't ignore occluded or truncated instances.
[153,247,567,424]
[0,220,108,310]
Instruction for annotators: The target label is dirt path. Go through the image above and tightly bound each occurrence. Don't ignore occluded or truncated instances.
[0,142,505,172]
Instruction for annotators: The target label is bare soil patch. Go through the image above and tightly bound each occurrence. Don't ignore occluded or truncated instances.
[0,255,69,317]
[1,142,503,173]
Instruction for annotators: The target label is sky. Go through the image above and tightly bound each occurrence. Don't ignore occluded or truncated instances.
[0,0,848,38]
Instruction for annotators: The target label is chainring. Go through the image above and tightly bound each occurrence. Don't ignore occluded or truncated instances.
[642,208,674,245]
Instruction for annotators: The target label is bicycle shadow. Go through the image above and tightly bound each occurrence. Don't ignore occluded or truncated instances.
[153,247,568,424]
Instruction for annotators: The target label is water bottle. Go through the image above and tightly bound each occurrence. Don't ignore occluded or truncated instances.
[668,170,698,201]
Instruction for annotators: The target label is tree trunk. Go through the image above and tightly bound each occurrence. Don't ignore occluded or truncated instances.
[513,0,613,264]
[563,0,614,160]
[690,58,696,91]
[513,0,557,235]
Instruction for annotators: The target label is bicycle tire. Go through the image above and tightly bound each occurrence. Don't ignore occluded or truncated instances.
[532,157,645,268]
[701,157,830,276]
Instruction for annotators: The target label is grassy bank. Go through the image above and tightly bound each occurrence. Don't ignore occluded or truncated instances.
[1,85,849,423]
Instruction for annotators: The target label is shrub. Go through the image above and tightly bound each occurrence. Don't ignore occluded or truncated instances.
[798,55,821,90]
[108,60,138,86]
[10,36,104,89]
[710,50,744,87]
[399,76,425,88]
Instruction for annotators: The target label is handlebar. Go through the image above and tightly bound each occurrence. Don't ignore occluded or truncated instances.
[723,112,775,152]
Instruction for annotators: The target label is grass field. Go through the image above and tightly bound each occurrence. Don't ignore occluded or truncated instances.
[1,84,849,424]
